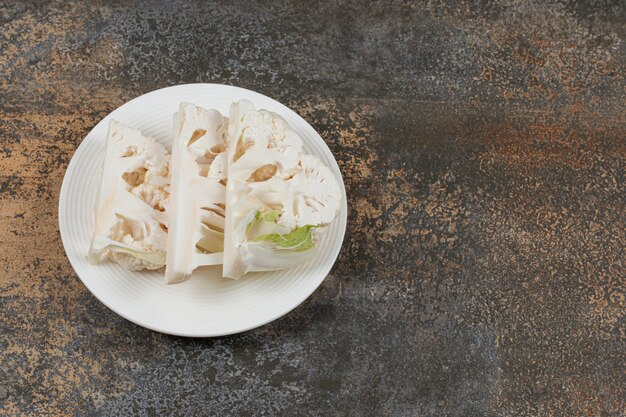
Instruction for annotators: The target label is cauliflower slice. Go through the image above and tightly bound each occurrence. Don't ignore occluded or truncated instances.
[248,154,342,229]
[223,100,342,279]
[164,103,228,284]
[89,120,170,270]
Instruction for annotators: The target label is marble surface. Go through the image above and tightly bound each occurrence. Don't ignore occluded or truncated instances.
[1,1,624,415]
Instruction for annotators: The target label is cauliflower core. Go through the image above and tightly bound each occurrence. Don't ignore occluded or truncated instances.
[164,103,228,284]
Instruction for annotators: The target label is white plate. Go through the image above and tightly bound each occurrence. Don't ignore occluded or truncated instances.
[58,84,347,337]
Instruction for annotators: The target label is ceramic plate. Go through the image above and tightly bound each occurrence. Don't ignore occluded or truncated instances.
[58,84,347,337]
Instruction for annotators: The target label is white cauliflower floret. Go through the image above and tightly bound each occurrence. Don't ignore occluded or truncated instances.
[228,100,303,182]
[131,183,169,213]
[223,100,342,279]
[129,153,169,211]
[108,231,165,270]
[109,252,161,271]
[89,120,170,270]
[248,154,341,229]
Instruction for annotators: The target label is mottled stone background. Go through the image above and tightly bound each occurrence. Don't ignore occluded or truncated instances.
[1,0,624,416]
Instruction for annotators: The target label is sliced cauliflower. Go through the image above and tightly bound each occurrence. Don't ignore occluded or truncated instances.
[223,100,342,279]
[88,120,170,270]
[164,103,228,284]
[89,101,343,282]
[248,154,342,229]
